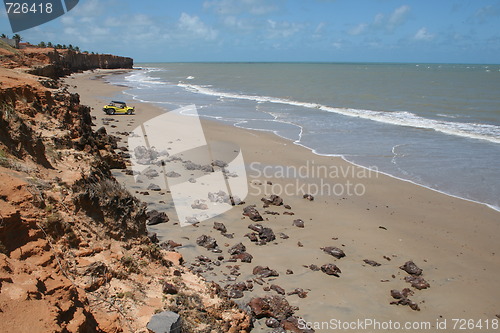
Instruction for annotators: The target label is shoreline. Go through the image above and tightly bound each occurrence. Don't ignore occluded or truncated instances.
[129,66,500,212]
[66,69,500,330]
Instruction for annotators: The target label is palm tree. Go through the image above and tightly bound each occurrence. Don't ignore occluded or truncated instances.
[39,41,46,47]
[0,34,6,38]
[47,41,53,47]
[12,34,22,42]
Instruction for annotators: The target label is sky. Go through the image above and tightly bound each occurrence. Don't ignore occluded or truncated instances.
[1,0,500,63]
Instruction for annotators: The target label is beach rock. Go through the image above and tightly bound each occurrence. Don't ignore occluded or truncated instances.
[293,219,305,228]
[196,235,218,250]
[265,210,280,215]
[134,146,159,165]
[400,261,423,276]
[200,164,214,172]
[321,264,341,277]
[253,266,279,278]
[248,224,264,233]
[160,240,182,251]
[213,222,227,233]
[147,210,170,226]
[184,161,201,170]
[266,317,281,328]
[259,227,276,243]
[288,288,308,298]
[166,171,181,178]
[363,259,381,267]
[321,246,346,259]
[390,289,420,311]
[146,311,181,333]
[162,282,178,295]
[147,183,161,191]
[283,211,295,215]
[305,264,320,271]
[226,289,244,299]
[404,275,430,289]
[303,194,314,201]
[243,205,264,221]
[286,269,294,275]
[191,199,208,210]
[282,316,316,333]
[208,190,230,203]
[284,204,292,209]
[188,177,196,183]
[228,243,246,255]
[143,168,159,178]
[245,232,259,242]
[212,160,228,168]
[232,252,253,263]
[261,195,284,206]
[279,233,290,239]
[270,284,286,295]
[247,295,294,321]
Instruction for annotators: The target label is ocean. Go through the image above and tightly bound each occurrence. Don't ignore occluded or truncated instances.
[107,62,500,211]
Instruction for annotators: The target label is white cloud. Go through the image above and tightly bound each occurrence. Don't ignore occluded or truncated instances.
[266,20,303,39]
[414,27,434,41]
[351,5,411,35]
[348,23,367,36]
[204,0,279,16]
[178,13,218,41]
[388,5,411,30]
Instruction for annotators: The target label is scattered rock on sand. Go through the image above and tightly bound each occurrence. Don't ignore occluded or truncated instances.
[160,240,182,251]
[143,168,159,179]
[212,160,228,168]
[390,289,420,311]
[270,284,286,295]
[287,288,308,298]
[363,259,381,267]
[404,275,430,290]
[303,194,314,201]
[321,246,346,259]
[261,194,284,206]
[266,317,280,328]
[321,263,341,277]
[146,210,170,225]
[196,235,218,250]
[232,252,253,263]
[305,264,320,271]
[247,295,294,321]
[400,261,423,276]
[258,227,276,243]
[293,219,305,228]
[253,266,279,278]
[191,199,208,210]
[147,183,161,191]
[243,205,264,221]
[166,171,181,178]
[213,222,227,233]
[245,232,259,242]
[228,242,246,255]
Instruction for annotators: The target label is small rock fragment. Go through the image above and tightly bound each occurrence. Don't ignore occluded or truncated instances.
[321,263,341,277]
[321,246,346,259]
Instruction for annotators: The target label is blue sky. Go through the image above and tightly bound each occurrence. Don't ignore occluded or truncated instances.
[2,0,500,63]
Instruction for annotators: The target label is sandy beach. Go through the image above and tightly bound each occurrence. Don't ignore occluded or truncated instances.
[66,69,500,331]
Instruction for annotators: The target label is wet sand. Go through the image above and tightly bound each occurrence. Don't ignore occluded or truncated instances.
[66,69,500,332]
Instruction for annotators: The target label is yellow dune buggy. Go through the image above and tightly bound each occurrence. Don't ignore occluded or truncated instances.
[102,101,135,115]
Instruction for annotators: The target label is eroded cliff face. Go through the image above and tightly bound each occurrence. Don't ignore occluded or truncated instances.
[28,49,134,79]
[0,47,252,332]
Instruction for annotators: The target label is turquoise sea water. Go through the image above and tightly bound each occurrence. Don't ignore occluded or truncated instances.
[108,63,500,211]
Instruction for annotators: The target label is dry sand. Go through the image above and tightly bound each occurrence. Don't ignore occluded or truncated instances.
[66,70,500,332]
